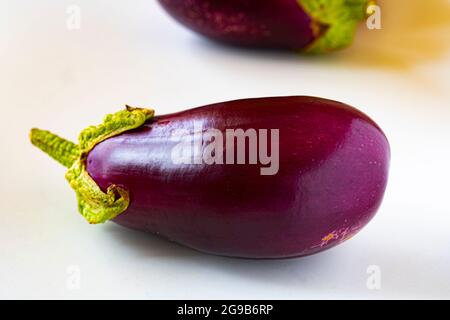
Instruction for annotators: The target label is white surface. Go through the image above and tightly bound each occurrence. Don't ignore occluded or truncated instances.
[1,0,450,299]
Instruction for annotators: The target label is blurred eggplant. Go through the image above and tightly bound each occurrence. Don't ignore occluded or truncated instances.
[158,0,375,53]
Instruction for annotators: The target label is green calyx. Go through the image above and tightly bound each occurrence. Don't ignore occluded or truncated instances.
[30,106,155,224]
[298,0,375,53]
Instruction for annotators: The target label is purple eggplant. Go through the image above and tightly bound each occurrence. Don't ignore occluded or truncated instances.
[30,96,389,259]
[158,0,375,53]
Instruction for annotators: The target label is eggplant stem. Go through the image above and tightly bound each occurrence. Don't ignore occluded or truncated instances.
[30,106,155,224]
[298,0,373,53]
[30,128,80,168]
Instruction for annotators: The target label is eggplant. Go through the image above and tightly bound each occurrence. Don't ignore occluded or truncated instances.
[30,96,389,259]
[158,0,375,53]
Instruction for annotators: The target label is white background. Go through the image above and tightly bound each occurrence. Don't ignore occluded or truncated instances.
[1,0,449,299]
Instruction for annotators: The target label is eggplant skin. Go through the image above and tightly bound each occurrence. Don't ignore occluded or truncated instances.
[158,0,316,49]
[86,97,390,259]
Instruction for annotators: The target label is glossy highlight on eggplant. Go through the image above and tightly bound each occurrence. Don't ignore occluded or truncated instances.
[158,0,375,53]
[30,96,390,259]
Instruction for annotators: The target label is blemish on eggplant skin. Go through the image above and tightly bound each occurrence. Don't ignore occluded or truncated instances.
[310,232,338,249]
[312,224,362,249]
[321,233,336,242]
